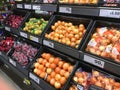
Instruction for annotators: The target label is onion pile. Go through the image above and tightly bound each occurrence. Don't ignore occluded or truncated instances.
[12,43,38,66]
[45,21,86,48]
[86,27,120,62]
[33,52,74,89]
[0,36,14,53]
[6,15,23,28]
[69,69,120,90]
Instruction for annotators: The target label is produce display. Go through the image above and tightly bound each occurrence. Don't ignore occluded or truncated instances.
[33,52,74,89]
[59,0,98,4]
[23,18,48,35]
[6,15,23,28]
[12,42,38,66]
[45,21,86,48]
[86,27,120,62]
[0,36,15,53]
[69,69,120,90]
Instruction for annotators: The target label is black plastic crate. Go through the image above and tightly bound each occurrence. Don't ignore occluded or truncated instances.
[81,20,120,76]
[43,15,93,59]
[4,9,30,35]
[65,61,120,90]
[29,46,78,90]
[7,37,41,76]
[20,12,51,44]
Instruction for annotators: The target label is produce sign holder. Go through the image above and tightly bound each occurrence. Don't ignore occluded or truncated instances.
[81,20,120,76]
[7,37,41,76]
[43,15,93,59]
[29,46,77,90]
[20,12,51,44]
[4,9,30,35]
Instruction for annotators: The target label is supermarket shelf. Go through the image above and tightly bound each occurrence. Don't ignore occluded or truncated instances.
[59,5,120,18]
[82,53,120,77]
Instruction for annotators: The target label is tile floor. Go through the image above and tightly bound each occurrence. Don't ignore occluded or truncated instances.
[0,69,22,90]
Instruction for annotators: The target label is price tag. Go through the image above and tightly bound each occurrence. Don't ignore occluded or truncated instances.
[59,7,72,13]
[9,58,16,67]
[84,55,105,68]
[30,35,39,43]
[5,26,10,31]
[24,4,31,9]
[32,5,41,10]
[77,84,84,90]
[17,4,23,8]
[29,72,40,84]
[0,51,2,55]
[99,9,120,18]
[20,32,28,38]
[43,40,54,48]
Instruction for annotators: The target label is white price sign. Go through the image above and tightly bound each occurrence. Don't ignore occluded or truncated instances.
[59,7,72,13]
[24,4,31,9]
[5,26,10,31]
[32,5,41,10]
[99,9,120,18]
[77,84,84,90]
[9,58,16,67]
[29,73,40,84]
[84,55,105,68]
[30,35,39,43]
[17,4,23,8]
[43,40,54,48]
[20,32,28,38]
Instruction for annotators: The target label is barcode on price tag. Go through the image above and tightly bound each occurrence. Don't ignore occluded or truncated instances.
[43,40,54,48]
[99,9,120,18]
[9,58,16,67]
[24,4,31,9]
[30,35,39,43]
[29,72,40,84]
[84,55,105,68]
[32,5,41,10]
[5,26,10,31]
[77,84,84,90]
[59,7,72,13]
[17,4,23,8]
[20,32,28,38]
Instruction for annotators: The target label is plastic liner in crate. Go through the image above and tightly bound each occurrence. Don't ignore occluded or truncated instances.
[3,9,30,35]
[20,12,51,44]
[43,15,93,59]
[81,20,120,76]
[0,31,17,60]
[7,37,41,76]
[66,61,120,90]
[29,46,78,90]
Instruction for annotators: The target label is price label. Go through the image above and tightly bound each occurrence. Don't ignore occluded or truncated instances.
[0,51,2,55]
[5,26,10,31]
[30,35,39,43]
[59,7,72,13]
[9,58,16,67]
[20,32,28,38]
[24,4,31,9]
[77,84,84,90]
[17,4,23,8]
[29,73,40,84]
[32,5,41,10]
[43,40,54,48]
[99,9,120,18]
[84,55,105,68]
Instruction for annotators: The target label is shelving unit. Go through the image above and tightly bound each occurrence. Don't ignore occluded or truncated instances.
[1,0,120,90]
